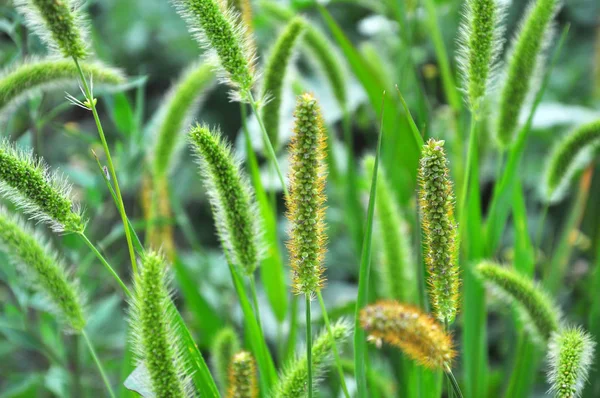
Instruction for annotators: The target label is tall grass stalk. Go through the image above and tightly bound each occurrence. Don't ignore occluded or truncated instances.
[82,330,116,398]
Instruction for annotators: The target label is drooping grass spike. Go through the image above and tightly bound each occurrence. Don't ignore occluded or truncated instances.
[150,61,215,178]
[286,93,328,297]
[0,207,85,332]
[477,261,561,342]
[172,0,256,101]
[547,327,596,398]
[418,139,460,324]
[364,155,417,303]
[457,0,506,112]
[0,58,125,120]
[272,320,351,398]
[15,0,89,59]
[212,327,242,393]
[129,251,189,397]
[0,139,85,233]
[260,17,306,149]
[494,0,561,147]
[227,351,258,398]
[188,124,263,275]
[360,301,456,370]
[542,119,600,202]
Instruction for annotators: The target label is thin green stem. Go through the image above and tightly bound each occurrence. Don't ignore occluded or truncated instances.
[78,232,132,298]
[534,203,550,252]
[316,291,350,398]
[72,57,138,274]
[459,116,479,219]
[306,294,313,398]
[445,368,464,398]
[246,91,289,198]
[82,330,116,398]
[249,275,263,332]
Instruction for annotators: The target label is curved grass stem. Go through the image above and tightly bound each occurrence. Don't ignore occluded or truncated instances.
[72,57,138,274]
[82,330,116,398]
[445,367,464,398]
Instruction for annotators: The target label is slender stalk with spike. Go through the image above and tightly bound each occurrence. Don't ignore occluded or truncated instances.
[227,351,258,398]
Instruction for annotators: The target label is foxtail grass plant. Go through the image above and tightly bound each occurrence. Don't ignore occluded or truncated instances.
[129,251,190,397]
[494,0,560,147]
[477,261,561,342]
[212,327,242,393]
[260,16,305,149]
[227,351,258,398]
[418,139,460,324]
[542,119,600,202]
[547,327,596,398]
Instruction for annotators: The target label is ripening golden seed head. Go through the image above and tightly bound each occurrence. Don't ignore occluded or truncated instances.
[227,351,258,398]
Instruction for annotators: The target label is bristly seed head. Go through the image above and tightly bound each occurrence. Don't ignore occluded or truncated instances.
[212,327,242,393]
[227,351,258,398]
[188,124,263,275]
[418,139,460,324]
[547,327,596,398]
[15,0,88,59]
[360,301,456,370]
[0,139,85,233]
[285,93,328,297]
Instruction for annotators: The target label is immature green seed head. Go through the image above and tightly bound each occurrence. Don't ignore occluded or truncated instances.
[547,327,595,398]
[477,261,561,342]
[227,351,258,398]
[212,327,241,393]
[129,251,189,397]
[0,207,85,332]
[286,93,328,297]
[172,0,256,101]
[495,0,560,147]
[418,139,460,324]
[189,124,263,275]
[457,0,506,112]
[150,61,216,178]
[0,58,125,120]
[273,320,351,398]
[260,17,306,150]
[15,0,88,59]
[364,155,417,303]
[0,140,85,233]
[542,119,600,202]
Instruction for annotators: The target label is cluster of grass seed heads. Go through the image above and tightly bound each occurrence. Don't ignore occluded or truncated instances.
[273,320,351,398]
[15,0,88,59]
[0,208,85,332]
[227,351,258,398]
[188,124,263,275]
[129,251,188,398]
[547,327,596,398]
[212,327,241,393]
[0,140,84,233]
[172,0,256,101]
[260,17,306,149]
[286,93,328,297]
[477,261,561,342]
[360,301,456,370]
[418,139,460,324]
[543,119,600,202]
[457,0,506,112]
[495,0,560,147]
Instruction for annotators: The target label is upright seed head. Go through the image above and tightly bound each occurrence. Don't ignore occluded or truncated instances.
[15,0,88,59]
[212,327,242,393]
[477,261,561,342]
[286,93,328,297]
[418,139,460,324]
[494,0,561,147]
[457,0,506,112]
[129,251,189,398]
[0,207,85,332]
[260,17,306,149]
[172,0,256,101]
[273,320,351,398]
[542,119,600,202]
[140,175,176,261]
[360,301,456,370]
[0,140,85,233]
[188,124,263,275]
[547,327,596,398]
[227,351,258,398]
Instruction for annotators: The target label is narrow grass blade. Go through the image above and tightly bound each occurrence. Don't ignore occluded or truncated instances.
[354,93,385,398]
[586,216,600,397]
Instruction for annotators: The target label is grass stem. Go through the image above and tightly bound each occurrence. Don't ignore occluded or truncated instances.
[306,294,313,398]
[82,330,116,398]
[446,367,464,398]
